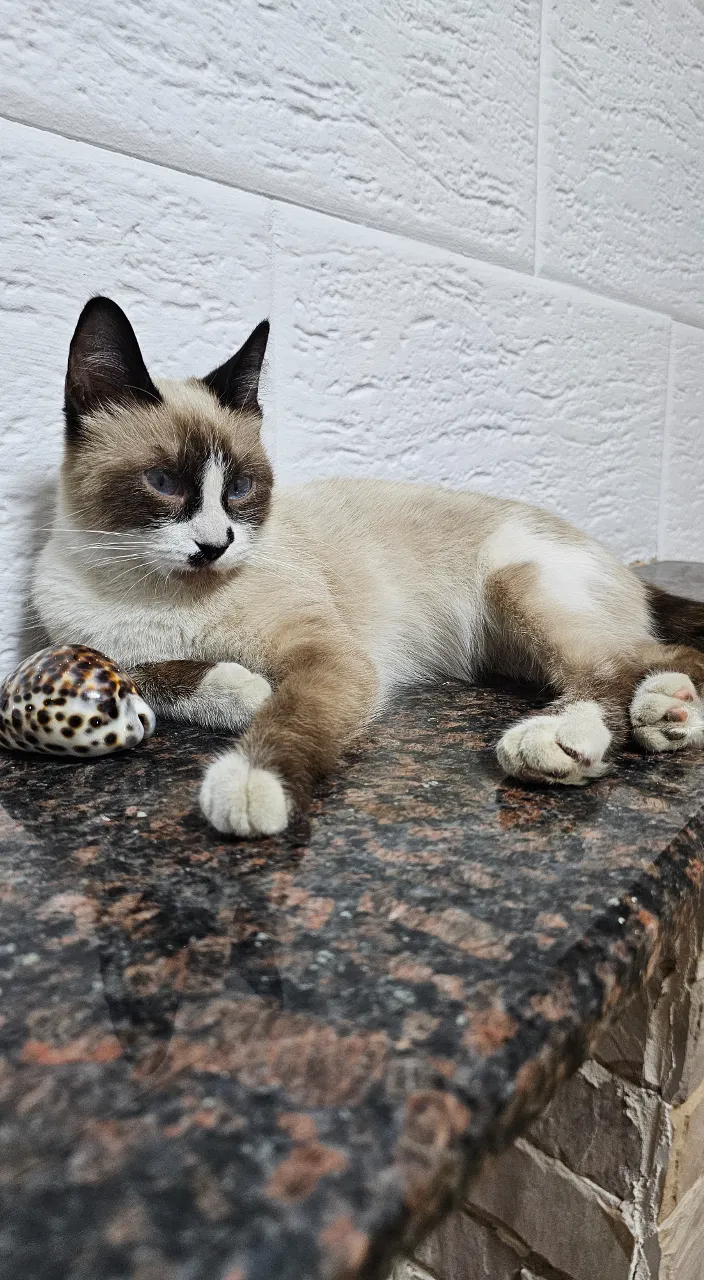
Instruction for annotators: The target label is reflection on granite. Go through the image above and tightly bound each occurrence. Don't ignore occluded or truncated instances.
[1,570,704,1280]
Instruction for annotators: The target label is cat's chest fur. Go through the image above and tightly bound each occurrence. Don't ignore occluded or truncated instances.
[34,540,224,668]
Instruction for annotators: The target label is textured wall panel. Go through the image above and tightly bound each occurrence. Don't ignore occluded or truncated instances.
[0,0,540,269]
[659,325,704,561]
[273,207,669,562]
[539,0,704,324]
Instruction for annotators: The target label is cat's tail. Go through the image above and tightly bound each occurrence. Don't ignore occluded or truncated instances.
[646,584,704,652]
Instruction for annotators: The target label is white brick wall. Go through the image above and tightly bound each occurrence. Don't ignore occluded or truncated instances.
[1,1,703,675]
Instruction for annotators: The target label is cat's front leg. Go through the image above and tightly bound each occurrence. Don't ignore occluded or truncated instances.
[199,625,378,837]
[130,660,272,734]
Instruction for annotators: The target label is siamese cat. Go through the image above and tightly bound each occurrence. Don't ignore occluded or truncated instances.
[32,298,704,836]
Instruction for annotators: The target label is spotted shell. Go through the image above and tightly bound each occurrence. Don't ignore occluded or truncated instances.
[0,646,156,758]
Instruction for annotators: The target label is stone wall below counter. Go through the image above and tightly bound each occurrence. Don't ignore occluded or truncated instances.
[392,887,704,1280]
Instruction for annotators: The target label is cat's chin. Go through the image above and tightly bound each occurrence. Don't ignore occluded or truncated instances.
[168,561,240,585]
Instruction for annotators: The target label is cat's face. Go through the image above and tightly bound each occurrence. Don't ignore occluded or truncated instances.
[59,297,273,581]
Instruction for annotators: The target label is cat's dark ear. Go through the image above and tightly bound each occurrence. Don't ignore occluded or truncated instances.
[202,320,269,414]
[64,296,161,441]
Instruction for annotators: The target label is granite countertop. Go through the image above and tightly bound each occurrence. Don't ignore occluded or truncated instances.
[0,563,703,1280]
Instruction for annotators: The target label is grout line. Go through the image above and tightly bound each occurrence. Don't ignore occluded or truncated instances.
[533,0,550,276]
[0,109,524,279]
[267,203,281,473]
[2,109,704,336]
[657,323,677,560]
[532,261,704,334]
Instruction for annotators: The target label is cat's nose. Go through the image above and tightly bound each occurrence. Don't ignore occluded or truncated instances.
[194,529,234,562]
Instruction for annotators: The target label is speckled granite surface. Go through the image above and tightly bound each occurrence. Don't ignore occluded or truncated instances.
[1,566,704,1280]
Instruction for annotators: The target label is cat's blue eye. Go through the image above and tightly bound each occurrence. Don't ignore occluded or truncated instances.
[143,467,184,498]
[227,475,253,502]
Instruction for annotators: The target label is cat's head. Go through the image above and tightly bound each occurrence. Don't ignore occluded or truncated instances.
[59,296,273,581]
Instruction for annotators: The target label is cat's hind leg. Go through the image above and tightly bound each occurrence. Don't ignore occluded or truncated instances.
[629,652,704,753]
[484,556,671,786]
[495,635,704,784]
[496,699,612,786]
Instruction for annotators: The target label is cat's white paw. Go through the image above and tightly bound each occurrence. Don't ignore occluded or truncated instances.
[192,662,272,731]
[496,700,611,786]
[199,749,291,836]
[630,672,704,753]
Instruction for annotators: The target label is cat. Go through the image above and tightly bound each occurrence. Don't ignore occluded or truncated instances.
[32,296,704,837]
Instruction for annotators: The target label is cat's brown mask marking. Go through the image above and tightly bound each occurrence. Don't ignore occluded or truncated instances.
[60,296,273,573]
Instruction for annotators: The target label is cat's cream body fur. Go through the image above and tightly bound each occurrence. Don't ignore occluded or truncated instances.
[31,299,704,837]
[37,476,647,699]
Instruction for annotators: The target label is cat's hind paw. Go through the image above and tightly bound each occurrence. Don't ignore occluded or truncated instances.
[199,749,291,837]
[496,700,611,786]
[630,672,704,753]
